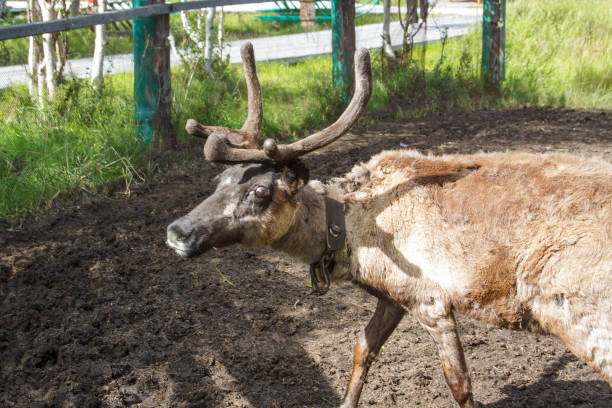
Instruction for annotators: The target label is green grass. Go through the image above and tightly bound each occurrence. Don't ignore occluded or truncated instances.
[0,0,610,219]
[172,53,342,140]
[369,0,612,111]
[0,57,341,218]
[0,74,145,218]
[500,0,611,108]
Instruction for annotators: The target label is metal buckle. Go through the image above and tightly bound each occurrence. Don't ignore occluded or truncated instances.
[329,223,342,238]
[309,255,332,295]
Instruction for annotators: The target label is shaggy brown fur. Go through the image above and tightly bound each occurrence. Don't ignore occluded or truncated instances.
[168,150,612,408]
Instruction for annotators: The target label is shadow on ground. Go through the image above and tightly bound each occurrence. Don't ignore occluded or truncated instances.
[483,355,612,407]
[1,107,611,407]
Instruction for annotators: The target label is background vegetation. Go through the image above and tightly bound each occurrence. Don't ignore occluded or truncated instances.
[0,11,391,66]
[0,0,610,219]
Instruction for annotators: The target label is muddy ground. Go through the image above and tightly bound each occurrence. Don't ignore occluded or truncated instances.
[1,107,612,408]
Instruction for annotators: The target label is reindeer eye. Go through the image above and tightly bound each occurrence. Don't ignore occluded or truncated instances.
[253,186,269,198]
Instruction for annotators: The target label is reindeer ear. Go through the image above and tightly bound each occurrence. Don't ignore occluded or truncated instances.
[281,159,310,194]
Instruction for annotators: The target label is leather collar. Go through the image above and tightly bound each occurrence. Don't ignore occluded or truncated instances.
[309,196,345,295]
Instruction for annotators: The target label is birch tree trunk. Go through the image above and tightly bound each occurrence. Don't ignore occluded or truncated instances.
[382,0,395,58]
[176,4,223,75]
[27,0,41,101]
[37,0,57,100]
[196,7,202,31]
[28,36,39,99]
[37,62,45,108]
[168,31,180,60]
[180,9,205,49]
[54,32,67,79]
[204,7,216,76]
[217,7,223,60]
[91,0,107,90]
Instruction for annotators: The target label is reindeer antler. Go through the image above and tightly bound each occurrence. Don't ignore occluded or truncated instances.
[185,42,262,149]
[238,42,263,140]
[188,44,372,164]
[261,48,372,161]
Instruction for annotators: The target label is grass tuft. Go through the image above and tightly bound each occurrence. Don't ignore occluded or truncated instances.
[0,75,145,218]
[500,0,611,107]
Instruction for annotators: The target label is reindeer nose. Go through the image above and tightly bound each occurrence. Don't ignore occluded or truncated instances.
[167,220,195,244]
[167,219,212,257]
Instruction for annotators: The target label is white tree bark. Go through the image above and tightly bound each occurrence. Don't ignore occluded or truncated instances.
[91,0,107,90]
[177,4,223,74]
[37,0,57,100]
[28,36,39,99]
[27,0,41,101]
[180,9,205,49]
[196,7,202,31]
[54,32,67,78]
[382,0,395,58]
[217,7,224,60]
[37,61,45,108]
[168,31,181,60]
[204,7,216,76]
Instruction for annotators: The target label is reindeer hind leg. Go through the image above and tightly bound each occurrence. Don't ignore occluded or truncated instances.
[416,301,474,408]
[532,289,612,386]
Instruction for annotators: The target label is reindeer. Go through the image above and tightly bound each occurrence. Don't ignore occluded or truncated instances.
[167,43,612,407]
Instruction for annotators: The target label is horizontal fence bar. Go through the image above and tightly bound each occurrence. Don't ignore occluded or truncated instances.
[0,0,270,41]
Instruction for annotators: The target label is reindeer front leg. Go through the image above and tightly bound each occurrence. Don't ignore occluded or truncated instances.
[341,297,405,408]
[417,306,474,408]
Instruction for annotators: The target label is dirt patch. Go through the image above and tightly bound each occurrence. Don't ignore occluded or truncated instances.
[1,107,611,407]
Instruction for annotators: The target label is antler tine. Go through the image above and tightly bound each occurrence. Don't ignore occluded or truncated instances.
[186,118,258,150]
[262,48,372,161]
[204,132,269,164]
[185,42,262,150]
[201,48,372,164]
[185,119,219,139]
[239,42,263,143]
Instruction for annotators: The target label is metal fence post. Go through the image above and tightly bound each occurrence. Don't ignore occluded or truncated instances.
[133,0,174,148]
[331,0,355,104]
[481,0,505,85]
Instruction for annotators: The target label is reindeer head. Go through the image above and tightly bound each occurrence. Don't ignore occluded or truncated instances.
[166,42,372,258]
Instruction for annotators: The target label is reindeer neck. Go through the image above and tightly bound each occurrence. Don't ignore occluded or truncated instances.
[270,171,368,281]
[271,182,329,264]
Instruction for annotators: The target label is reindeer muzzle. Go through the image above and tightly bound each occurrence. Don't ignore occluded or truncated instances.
[166,220,212,258]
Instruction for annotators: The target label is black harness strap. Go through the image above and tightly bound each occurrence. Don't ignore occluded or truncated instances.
[309,196,345,295]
